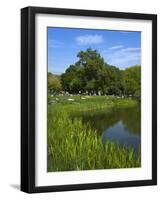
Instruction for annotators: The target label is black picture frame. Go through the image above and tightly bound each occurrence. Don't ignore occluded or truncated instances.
[21,6,157,193]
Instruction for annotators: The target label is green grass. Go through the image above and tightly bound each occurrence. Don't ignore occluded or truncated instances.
[47,96,141,172]
[49,95,137,113]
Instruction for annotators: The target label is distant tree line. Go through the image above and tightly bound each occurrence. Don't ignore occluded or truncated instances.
[48,48,141,97]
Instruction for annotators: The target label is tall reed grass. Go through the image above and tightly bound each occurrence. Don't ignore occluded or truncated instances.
[48,97,141,172]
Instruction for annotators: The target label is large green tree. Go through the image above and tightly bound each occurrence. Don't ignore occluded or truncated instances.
[61,48,107,94]
[123,65,141,97]
[104,64,123,95]
[61,65,82,93]
[48,72,62,94]
[77,48,105,94]
[60,48,141,97]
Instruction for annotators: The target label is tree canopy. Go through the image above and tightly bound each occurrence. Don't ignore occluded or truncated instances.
[48,72,61,94]
[123,66,141,96]
[49,48,141,97]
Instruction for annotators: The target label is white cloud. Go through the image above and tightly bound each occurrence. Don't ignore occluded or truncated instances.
[103,47,141,68]
[108,45,124,50]
[76,34,103,45]
[120,47,140,53]
[48,39,63,48]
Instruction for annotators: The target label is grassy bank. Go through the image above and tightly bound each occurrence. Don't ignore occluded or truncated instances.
[48,95,138,112]
[48,96,141,172]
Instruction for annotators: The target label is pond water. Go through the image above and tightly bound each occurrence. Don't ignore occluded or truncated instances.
[71,103,141,153]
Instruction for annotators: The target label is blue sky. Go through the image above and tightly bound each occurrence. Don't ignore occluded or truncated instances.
[48,27,141,74]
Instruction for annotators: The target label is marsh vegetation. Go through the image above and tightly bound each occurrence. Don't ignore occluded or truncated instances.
[48,96,141,172]
[47,49,141,172]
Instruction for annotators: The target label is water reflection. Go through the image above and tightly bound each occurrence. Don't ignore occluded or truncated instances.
[102,120,140,152]
[71,103,141,152]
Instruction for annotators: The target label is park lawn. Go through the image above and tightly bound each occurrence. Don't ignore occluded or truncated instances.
[47,96,141,172]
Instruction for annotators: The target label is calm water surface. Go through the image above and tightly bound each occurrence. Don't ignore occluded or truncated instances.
[71,104,141,152]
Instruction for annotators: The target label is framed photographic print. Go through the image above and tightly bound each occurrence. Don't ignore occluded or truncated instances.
[21,6,157,193]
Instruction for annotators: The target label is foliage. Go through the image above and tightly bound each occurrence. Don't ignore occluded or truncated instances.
[61,65,82,93]
[48,96,141,171]
[48,72,62,94]
[47,48,141,172]
[123,65,141,96]
[59,48,140,96]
